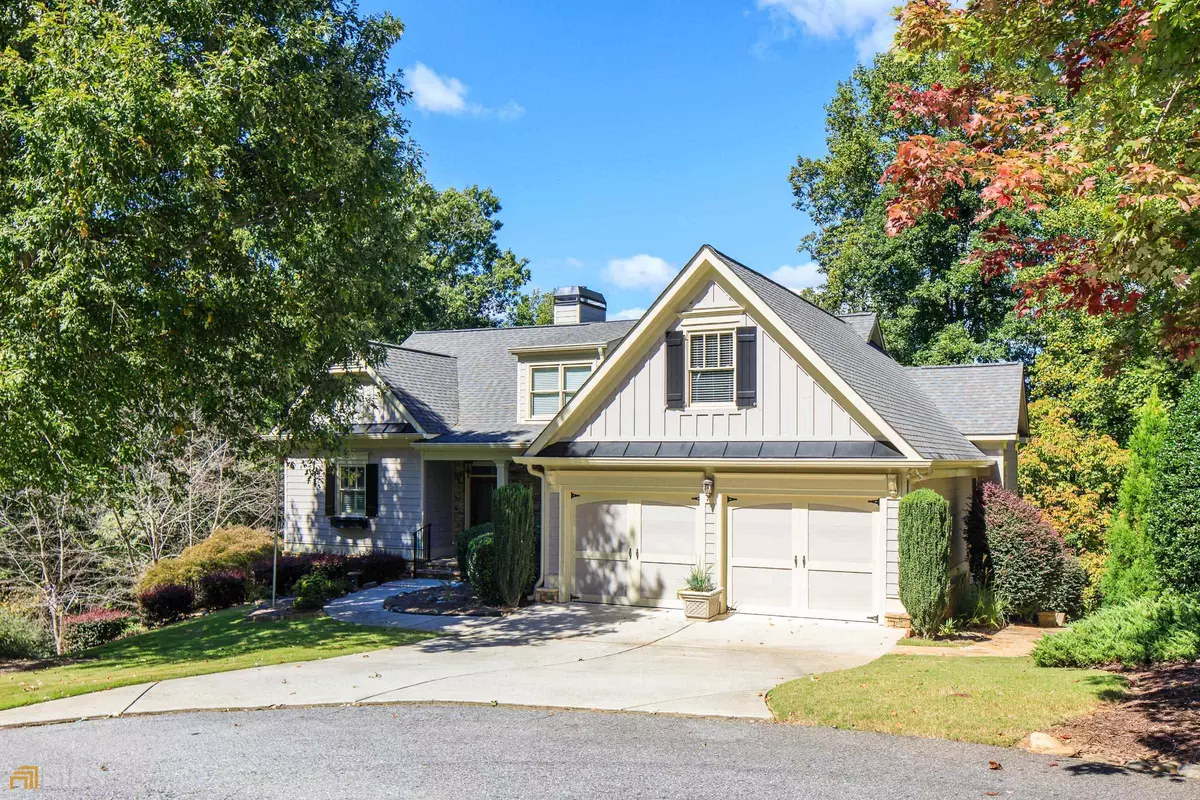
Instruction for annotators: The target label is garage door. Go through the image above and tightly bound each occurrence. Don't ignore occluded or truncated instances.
[573,496,698,607]
[728,499,877,620]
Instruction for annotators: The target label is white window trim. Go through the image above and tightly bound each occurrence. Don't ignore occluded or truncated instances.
[336,454,368,518]
[527,362,594,421]
[686,329,737,408]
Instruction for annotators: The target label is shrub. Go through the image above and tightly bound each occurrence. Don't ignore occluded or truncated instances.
[1053,554,1088,620]
[196,570,248,610]
[0,608,53,659]
[252,554,317,595]
[898,489,952,638]
[291,572,349,611]
[1102,515,1160,605]
[352,552,408,585]
[251,551,409,596]
[137,526,275,593]
[970,483,1065,620]
[137,584,195,627]
[1032,594,1200,668]
[457,522,493,582]
[951,581,1005,629]
[62,609,137,652]
[493,484,535,608]
[1146,375,1200,594]
[467,532,499,605]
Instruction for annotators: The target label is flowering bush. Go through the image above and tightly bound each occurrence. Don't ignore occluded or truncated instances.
[63,609,137,652]
[137,584,194,627]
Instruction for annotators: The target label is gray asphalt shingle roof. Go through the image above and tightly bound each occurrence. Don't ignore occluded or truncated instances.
[396,320,638,444]
[374,344,459,434]
[709,247,986,461]
[907,363,1027,437]
[837,312,879,343]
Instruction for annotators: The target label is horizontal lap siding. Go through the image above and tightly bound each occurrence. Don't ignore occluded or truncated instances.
[571,283,873,442]
[545,487,560,578]
[885,497,899,599]
[285,448,422,555]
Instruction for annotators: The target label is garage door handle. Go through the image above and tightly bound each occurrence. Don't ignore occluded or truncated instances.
[794,555,797,567]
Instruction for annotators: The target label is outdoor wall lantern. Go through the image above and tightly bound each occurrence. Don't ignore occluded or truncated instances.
[701,477,714,497]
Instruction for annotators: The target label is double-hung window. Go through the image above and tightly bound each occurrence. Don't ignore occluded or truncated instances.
[688,331,735,404]
[338,462,368,517]
[530,364,592,419]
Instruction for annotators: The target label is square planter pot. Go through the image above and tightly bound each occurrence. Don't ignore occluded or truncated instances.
[678,588,724,621]
[1037,611,1067,628]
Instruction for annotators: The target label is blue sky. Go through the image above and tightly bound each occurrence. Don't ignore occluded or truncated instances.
[371,1,897,320]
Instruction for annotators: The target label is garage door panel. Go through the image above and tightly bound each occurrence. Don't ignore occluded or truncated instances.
[576,501,628,553]
[638,561,690,600]
[574,557,629,600]
[809,504,874,565]
[808,569,873,614]
[731,566,792,608]
[731,504,792,563]
[640,502,694,558]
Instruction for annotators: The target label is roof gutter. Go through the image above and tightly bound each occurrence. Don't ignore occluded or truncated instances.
[513,456,935,471]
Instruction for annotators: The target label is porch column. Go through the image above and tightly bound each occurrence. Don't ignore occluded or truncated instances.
[494,459,509,488]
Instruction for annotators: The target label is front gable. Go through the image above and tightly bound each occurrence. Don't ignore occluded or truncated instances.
[562,280,878,443]
[526,247,922,460]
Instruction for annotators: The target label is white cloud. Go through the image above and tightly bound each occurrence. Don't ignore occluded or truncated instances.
[756,0,898,60]
[612,307,647,321]
[564,257,585,269]
[603,254,674,290]
[770,262,825,293]
[406,62,524,121]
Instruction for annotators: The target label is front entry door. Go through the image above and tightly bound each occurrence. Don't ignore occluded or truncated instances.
[468,464,497,527]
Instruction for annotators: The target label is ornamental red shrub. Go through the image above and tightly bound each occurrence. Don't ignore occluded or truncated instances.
[966,482,1066,620]
[63,609,136,652]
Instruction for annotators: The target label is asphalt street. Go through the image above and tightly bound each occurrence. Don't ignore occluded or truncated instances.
[0,704,1192,799]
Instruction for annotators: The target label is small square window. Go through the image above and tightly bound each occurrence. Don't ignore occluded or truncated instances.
[528,363,593,419]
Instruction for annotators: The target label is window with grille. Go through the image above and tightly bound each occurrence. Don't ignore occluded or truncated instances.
[688,331,734,404]
[338,463,367,516]
[529,363,592,418]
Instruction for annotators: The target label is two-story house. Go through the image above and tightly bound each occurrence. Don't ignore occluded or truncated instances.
[283,245,1027,625]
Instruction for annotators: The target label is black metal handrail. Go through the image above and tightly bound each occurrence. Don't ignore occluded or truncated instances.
[408,523,432,565]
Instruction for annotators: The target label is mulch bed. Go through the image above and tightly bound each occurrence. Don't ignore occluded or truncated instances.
[383,583,505,617]
[1050,661,1200,764]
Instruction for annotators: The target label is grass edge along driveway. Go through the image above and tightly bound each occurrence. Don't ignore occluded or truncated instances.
[0,608,435,711]
[768,654,1126,747]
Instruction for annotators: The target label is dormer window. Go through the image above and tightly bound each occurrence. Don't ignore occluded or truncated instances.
[688,331,735,404]
[530,363,592,418]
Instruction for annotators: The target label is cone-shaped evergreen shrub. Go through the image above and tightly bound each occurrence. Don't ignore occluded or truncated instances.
[493,484,535,608]
[898,489,952,637]
[1146,375,1200,594]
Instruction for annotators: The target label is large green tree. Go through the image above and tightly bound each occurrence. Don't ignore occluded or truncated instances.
[382,184,532,341]
[0,0,422,493]
[791,53,1036,365]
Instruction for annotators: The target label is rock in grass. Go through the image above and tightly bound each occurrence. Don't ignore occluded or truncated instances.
[1027,732,1078,757]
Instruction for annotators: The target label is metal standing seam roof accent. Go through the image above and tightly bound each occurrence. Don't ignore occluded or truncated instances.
[395,320,639,444]
[708,247,987,461]
[906,362,1027,437]
[539,440,905,459]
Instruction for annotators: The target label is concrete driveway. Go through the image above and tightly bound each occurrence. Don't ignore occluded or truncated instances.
[0,582,901,728]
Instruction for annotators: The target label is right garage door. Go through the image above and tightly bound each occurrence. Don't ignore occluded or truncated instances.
[728,498,877,621]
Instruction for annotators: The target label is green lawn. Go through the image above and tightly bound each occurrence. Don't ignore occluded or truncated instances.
[768,655,1126,746]
[0,608,435,711]
[900,637,972,648]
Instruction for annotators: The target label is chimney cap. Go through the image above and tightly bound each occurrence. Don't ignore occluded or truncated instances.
[553,285,606,307]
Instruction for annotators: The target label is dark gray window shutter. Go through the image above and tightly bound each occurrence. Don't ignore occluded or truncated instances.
[324,462,337,516]
[736,326,757,408]
[366,463,379,518]
[665,331,685,409]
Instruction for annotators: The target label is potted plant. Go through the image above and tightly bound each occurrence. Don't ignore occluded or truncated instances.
[678,562,723,621]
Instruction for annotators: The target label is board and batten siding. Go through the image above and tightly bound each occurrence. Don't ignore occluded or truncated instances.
[570,298,874,442]
[284,447,422,554]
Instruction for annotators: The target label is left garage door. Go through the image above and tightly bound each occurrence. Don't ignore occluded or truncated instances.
[573,496,698,607]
